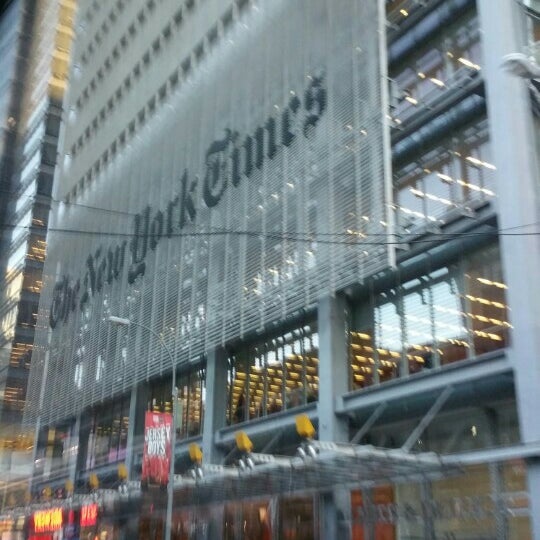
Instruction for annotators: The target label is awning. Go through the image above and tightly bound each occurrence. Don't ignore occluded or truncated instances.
[173,442,461,506]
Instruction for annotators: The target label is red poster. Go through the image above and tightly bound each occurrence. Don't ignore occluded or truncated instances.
[142,411,172,488]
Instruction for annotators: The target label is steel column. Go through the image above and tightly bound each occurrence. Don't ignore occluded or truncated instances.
[202,347,228,465]
[317,294,349,443]
[477,1,540,538]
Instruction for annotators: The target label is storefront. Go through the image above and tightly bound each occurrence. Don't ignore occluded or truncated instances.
[0,515,25,540]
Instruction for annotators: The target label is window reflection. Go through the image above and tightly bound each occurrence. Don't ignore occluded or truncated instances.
[84,396,130,469]
[9,342,32,368]
[27,234,47,262]
[350,243,509,391]
[178,368,205,438]
[394,120,495,233]
[227,322,319,424]
[148,364,206,439]
[465,245,510,354]
[391,12,482,122]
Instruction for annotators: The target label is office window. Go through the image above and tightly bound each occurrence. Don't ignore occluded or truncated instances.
[349,243,509,391]
[394,120,494,232]
[84,396,130,469]
[227,321,318,425]
[391,12,482,122]
[148,364,206,439]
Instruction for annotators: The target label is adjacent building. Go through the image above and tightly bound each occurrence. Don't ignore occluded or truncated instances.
[0,0,75,510]
[20,0,540,538]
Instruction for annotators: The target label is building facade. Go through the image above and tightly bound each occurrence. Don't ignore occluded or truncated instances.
[0,0,76,510]
[20,0,540,539]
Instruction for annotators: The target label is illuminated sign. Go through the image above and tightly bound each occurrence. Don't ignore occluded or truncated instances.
[33,507,63,532]
[80,503,98,527]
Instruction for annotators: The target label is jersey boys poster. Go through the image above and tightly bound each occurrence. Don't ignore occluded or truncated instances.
[142,411,172,488]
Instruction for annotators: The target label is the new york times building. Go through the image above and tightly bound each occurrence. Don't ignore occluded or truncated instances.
[24,0,540,538]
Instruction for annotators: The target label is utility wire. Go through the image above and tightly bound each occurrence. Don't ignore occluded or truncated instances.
[0,221,535,247]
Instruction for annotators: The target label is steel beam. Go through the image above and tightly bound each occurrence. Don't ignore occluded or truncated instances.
[402,385,454,452]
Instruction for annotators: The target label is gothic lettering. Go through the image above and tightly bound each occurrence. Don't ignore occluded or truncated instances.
[128,206,151,284]
[49,76,327,328]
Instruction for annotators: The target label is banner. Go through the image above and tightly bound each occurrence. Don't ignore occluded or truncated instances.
[142,411,172,488]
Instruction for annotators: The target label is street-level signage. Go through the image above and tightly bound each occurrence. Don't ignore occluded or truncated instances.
[80,503,98,527]
[33,508,63,533]
[142,411,173,488]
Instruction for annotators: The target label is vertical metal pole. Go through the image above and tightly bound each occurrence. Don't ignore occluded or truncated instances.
[165,365,177,540]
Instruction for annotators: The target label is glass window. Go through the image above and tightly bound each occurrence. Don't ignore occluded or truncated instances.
[20,154,40,187]
[350,329,377,390]
[10,210,31,247]
[464,245,510,355]
[16,299,38,328]
[227,321,319,425]
[1,306,18,341]
[14,183,34,216]
[224,501,272,540]
[375,296,402,383]
[23,122,45,158]
[403,278,435,374]
[280,497,317,540]
[27,234,47,262]
[431,269,469,365]
[177,368,205,438]
[6,242,27,278]
[84,396,130,469]
[22,267,43,293]
[148,364,206,440]
[32,203,50,228]
[9,342,33,368]
[394,120,495,233]
[391,12,482,122]
[5,271,23,303]
[396,170,429,230]
[3,379,26,411]
[349,243,509,391]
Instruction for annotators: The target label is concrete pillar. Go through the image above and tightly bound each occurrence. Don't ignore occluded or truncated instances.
[317,294,350,443]
[202,347,228,464]
[477,1,540,538]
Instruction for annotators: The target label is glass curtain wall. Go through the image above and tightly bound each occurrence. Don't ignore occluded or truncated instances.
[350,243,509,391]
[147,364,206,439]
[394,120,496,233]
[227,321,319,425]
[84,395,130,469]
[391,10,482,123]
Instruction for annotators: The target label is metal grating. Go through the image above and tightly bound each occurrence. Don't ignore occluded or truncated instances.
[26,0,393,426]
